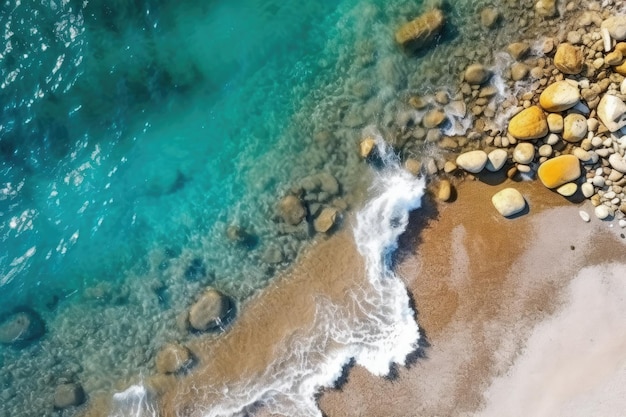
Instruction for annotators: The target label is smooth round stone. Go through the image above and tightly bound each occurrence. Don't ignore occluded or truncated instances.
[579,210,591,222]
[594,205,610,220]
[608,153,626,173]
[538,144,553,157]
[405,158,422,176]
[537,154,582,188]
[511,63,529,81]
[581,182,595,198]
[508,42,530,60]
[517,164,531,173]
[539,80,580,112]
[456,150,488,173]
[513,142,535,164]
[491,188,526,217]
[188,288,231,331]
[508,106,548,140]
[620,219,626,228]
[423,109,446,128]
[465,63,491,85]
[547,114,564,133]
[0,309,45,347]
[556,182,578,196]
[486,149,508,172]
[437,179,452,202]
[563,113,588,142]
[572,147,591,162]
[592,176,606,187]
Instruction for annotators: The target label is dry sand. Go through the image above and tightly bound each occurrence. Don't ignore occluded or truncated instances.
[319,178,626,417]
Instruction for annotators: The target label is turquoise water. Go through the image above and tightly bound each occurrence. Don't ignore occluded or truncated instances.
[0,0,510,415]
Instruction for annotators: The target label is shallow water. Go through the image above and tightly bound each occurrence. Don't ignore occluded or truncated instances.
[1,0,541,415]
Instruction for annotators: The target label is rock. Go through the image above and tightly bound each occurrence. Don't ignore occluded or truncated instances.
[0,308,45,347]
[537,154,582,188]
[535,0,557,17]
[606,50,624,66]
[456,150,488,173]
[562,113,588,142]
[594,205,610,220]
[510,63,529,81]
[188,288,232,331]
[314,207,340,233]
[437,179,452,202]
[556,182,578,197]
[513,143,535,164]
[156,343,192,374]
[539,81,580,112]
[279,195,306,225]
[547,114,564,133]
[601,16,626,41]
[443,161,457,173]
[480,8,500,29]
[579,210,591,222]
[464,63,491,85]
[54,383,85,409]
[360,137,376,158]
[615,61,626,77]
[486,149,508,172]
[572,147,591,162]
[554,43,583,75]
[508,106,548,140]
[318,172,340,196]
[395,8,445,50]
[262,246,284,264]
[581,182,595,198]
[492,188,526,217]
[423,109,446,128]
[405,158,421,176]
[609,153,626,173]
[597,94,626,132]
[507,42,530,60]
[538,144,553,157]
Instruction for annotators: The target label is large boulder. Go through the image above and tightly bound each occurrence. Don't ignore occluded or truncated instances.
[539,81,580,112]
[395,8,445,50]
[155,343,192,374]
[278,195,306,225]
[0,308,45,347]
[554,43,583,75]
[597,94,626,132]
[537,155,581,188]
[508,106,548,140]
[54,383,85,409]
[188,289,232,332]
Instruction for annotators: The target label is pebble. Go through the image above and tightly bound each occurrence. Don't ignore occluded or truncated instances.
[491,188,526,217]
[556,182,578,197]
[594,205,610,220]
[608,153,626,173]
[486,149,508,172]
[456,150,488,173]
[539,144,553,157]
[537,154,582,188]
[579,210,591,222]
[592,176,606,187]
[513,143,535,164]
[437,180,452,202]
[547,114,564,133]
[573,147,591,162]
[562,113,588,142]
[620,219,626,228]
[581,182,595,198]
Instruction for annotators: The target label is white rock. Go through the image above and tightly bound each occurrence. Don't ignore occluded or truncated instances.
[573,147,591,162]
[601,27,612,52]
[594,205,610,220]
[538,144,553,157]
[513,143,535,164]
[485,149,508,172]
[491,188,526,217]
[597,95,626,132]
[621,79,626,96]
[563,113,588,142]
[579,210,591,222]
[608,153,626,173]
[619,219,626,228]
[546,133,560,145]
[602,16,626,41]
[557,182,578,196]
[456,150,488,173]
[581,182,595,198]
[592,176,606,187]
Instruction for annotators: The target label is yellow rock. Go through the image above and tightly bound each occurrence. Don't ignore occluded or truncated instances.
[537,155,581,188]
[554,43,583,75]
[614,60,626,77]
[539,81,580,112]
[395,9,445,49]
[508,106,548,140]
[556,182,578,197]
[437,179,452,202]
[359,137,376,158]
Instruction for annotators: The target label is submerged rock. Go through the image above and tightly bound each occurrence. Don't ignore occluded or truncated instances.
[464,63,491,85]
[54,383,85,409]
[480,8,500,29]
[188,288,233,332]
[279,195,306,226]
[314,207,340,233]
[0,308,45,347]
[395,8,445,50]
[156,343,192,374]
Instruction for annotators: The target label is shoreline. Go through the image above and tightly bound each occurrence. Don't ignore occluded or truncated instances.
[318,178,626,416]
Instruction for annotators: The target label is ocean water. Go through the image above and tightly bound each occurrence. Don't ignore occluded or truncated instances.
[0,0,532,415]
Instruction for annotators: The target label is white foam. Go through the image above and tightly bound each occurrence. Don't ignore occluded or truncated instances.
[110,384,158,417]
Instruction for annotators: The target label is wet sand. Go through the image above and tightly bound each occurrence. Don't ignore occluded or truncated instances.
[319,178,626,416]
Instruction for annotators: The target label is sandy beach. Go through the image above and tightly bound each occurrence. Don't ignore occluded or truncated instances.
[319,178,626,416]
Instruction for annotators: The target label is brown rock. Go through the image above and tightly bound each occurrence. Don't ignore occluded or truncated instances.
[508,106,548,140]
[405,158,421,176]
[480,8,500,29]
[539,80,580,112]
[188,288,231,331]
[314,207,340,233]
[535,0,557,17]
[156,343,192,374]
[279,195,306,225]
[359,137,376,158]
[437,180,452,202]
[464,63,491,85]
[54,383,85,409]
[507,42,530,60]
[511,63,529,81]
[554,43,583,75]
[395,9,445,50]
[606,50,624,66]
[423,109,446,128]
